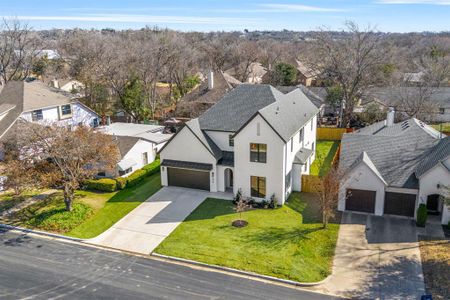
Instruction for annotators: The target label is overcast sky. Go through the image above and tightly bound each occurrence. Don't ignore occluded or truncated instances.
[1,0,450,32]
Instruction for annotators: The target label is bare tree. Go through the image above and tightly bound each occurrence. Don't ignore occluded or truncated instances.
[4,122,120,211]
[0,18,42,85]
[314,166,342,229]
[308,22,389,127]
[233,196,249,227]
[229,40,261,82]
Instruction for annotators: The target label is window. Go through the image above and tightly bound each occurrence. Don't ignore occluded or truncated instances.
[251,176,266,198]
[312,141,315,152]
[31,109,43,121]
[299,128,304,144]
[61,104,72,116]
[142,152,149,165]
[119,167,133,176]
[229,134,234,147]
[250,143,267,163]
[439,108,445,114]
[290,137,293,152]
[285,171,291,190]
[92,118,99,128]
[97,171,106,177]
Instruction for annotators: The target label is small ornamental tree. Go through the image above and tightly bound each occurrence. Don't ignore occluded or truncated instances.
[314,166,342,229]
[233,196,249,227]
[4,121,120,211]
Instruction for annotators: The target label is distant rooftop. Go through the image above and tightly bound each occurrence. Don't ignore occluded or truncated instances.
[99,122,173,144]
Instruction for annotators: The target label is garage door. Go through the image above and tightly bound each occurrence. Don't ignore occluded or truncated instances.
[346,189,376,214]
[167,168,210,191]
[384,192,416,217]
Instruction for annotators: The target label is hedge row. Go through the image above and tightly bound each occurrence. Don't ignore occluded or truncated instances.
[85,159,160,192]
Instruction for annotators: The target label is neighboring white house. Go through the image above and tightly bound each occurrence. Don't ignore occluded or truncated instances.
[0,80,100,141]
[98,122,173,177]
[159,84,319,205]
[339,109,450,225]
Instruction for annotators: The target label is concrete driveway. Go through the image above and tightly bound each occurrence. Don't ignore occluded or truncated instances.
[87,187,233,255]
[314,212,425,300]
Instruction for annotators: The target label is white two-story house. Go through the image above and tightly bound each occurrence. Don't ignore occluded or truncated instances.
[159,84,319,205]
[0,80,100,142]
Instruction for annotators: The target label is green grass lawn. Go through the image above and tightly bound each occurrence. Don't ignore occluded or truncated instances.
[431,123,450,132]
[155,192,340,283]
[310,140,340,176]
[0,190,41,215]
[6,173,161,238]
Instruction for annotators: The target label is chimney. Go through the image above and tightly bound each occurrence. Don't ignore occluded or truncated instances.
[207,70,214,90]
[51,79,59,89]
[386,107,395,127]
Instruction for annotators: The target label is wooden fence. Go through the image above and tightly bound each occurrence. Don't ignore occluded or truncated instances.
[301,143,342,193]
[316,127,353,141]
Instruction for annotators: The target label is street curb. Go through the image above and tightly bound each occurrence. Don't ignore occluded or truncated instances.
[0,223,331,290]
[151,252,329,287]
[0,223,83,242]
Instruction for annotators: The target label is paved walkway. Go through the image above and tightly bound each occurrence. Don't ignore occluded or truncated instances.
[313,212,425,300]
[87,187,233,255]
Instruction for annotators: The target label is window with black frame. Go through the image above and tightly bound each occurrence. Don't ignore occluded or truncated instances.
[251,176,266,198]
[250,143,267,163]
[31,109,43,121]
[61,104,72,116]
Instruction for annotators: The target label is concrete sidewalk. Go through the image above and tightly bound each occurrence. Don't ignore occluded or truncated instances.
[87,187,232,254]
[313,212,425,299]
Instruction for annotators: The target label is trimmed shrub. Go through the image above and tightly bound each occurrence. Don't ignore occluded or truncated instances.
[85,178,117,192]
[115,177,127,190]
[269,194,278,209]
[126,169,147,187]
[416,203,427,227]
[142,159,160,176]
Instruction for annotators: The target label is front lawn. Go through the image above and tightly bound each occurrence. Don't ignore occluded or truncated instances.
[6,173,161,238]
[310,140,340,176]
[419,239,450,300]
[155,192,340,283]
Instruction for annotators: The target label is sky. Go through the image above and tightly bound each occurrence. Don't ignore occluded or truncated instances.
[1,0,450,33]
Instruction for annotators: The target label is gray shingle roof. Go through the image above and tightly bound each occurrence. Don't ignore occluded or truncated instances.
[198,84,281,132]
[199,84,319,142]
[218,151,234,166]
[415,136,450,177]
[293,148,313,165]
[340,118,442,188]
[259,88,319,141]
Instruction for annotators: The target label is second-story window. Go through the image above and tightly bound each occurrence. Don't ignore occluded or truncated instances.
[250,143,267,163]
[299,128,304,144]
[31,109,43,121]
[60,104,72,118]
[229,134,234,147]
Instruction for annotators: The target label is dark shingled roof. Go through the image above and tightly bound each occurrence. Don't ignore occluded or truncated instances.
[0,81,25,140]
[161,159,213,171]
[218,151,234,166]
[340,118,443,188]
[198,84,318,142]
[416,136,450,177]
[185,118,222,160]
[199,84,281,132]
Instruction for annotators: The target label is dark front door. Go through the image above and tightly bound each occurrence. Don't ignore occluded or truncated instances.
[345,189,376,214]
[167,168,210,191]
[426,194,440,213]
[384,192,416,217]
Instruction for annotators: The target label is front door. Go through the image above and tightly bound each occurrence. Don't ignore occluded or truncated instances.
[426,194,440,214]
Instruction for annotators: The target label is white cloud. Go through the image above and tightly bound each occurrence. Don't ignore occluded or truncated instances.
[377,0,450,4]
[259,3,346,12]
[12,14,258,25]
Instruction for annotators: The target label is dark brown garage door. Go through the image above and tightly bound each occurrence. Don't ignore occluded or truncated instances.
[167,168,210,191]
[346,189,376,213]
[384,192,416,217]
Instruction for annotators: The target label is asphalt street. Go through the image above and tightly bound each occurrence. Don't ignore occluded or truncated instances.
[0,228,339,300]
